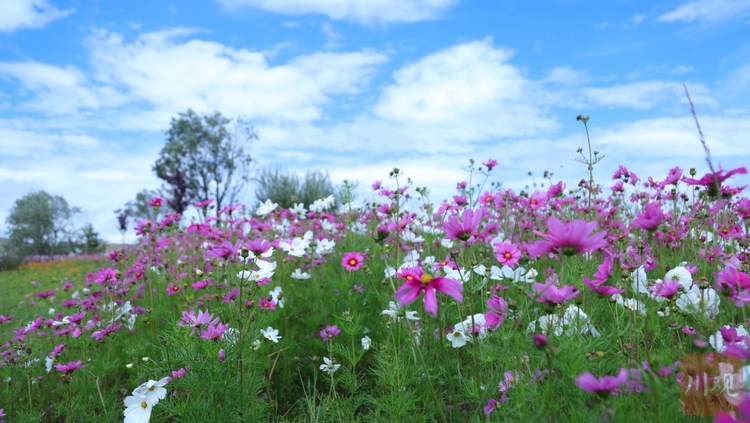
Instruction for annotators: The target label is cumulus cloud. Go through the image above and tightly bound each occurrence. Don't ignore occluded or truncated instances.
[373,38,557,139]
[0,0,73,32]
[658,0,750,23]
[213,0,460,24]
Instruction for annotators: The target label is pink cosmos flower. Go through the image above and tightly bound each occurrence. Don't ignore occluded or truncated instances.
[649,279,681,298]
[442,208,483,243]
[493,240,521,267]
[206,240,242,260]
[482,158,498,171]
[683,166,747,187]
[394,267,463,318]
[319,325,341,341]
[342,252,366,271]
[200,322,229,341]
[527,216,607,257]
[91,323,123,342]
[147,197,163,208]
[192,280,209,291]
[575,368,629,395]
[583,277,625,296]
[54,360,83,373]
[245,238,272,258]
[218,349,225,362]
[258,298,276,310]
[633,202,663,231]
[532,277,580,304]
[166,283,181,296]
[715,393,750,423]
[195,198,214,208]
[483,295,508,331]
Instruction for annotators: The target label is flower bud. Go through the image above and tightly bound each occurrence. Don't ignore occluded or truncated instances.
[533,333,548,349]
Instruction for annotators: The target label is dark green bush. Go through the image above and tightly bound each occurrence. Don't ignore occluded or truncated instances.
[0,254,23,271]
[253,168,336,210]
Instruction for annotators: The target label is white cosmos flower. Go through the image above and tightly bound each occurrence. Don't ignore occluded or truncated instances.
[320,357,340,374]
[251,339,261,350]
[279,237,310,257]
[261,326,281,343]
[124,393,153,423]
[381,301,419,322]
[269,286,284,308]
[250,260,277,282]
[291,203,307,218]
[527,305,600,337]
[315,238,336,256]
[440,238,454,249]
[133,377,169,405]
[256,199,278,216]
[447,327,470,348]
[291,268,311,279]
[400,230,425,243]
[361,336,372,350]
[399,250,420,270]
[631,266,649,295]
[676,286,720,318]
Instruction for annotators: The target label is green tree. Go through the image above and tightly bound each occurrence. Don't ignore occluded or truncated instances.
[5,191,80,257]
[253,168,336,210]
[153,109,256,213]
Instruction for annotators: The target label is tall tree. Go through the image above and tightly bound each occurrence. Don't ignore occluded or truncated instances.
[5,191,80,257]
[153,109,256,213]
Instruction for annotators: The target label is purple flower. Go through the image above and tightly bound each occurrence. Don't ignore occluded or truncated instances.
[532,277,580,304]
[218,349,225,362]
[442,208,482,243]
[200,323,229,341]
[575,368,628,395]
[320,325,341,341]
[583,277,625,296]
[394,267,463,318]
[55,360,83,373]
[633,202,663,231]
[483,295,507,331]
[206,240,242,260]
[527,216,607,257]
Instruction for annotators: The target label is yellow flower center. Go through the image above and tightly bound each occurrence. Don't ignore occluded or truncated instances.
[349,259,357,265]
[504,253,511,259]
[420,274,433,284]
[141,401,148,409]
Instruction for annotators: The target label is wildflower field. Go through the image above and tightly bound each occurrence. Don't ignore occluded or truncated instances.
[2,159,750,422]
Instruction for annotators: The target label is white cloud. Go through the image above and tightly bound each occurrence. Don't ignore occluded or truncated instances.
[0,61,127,114]
[321,22,343,49]
[83,28,387,126]
[543,67,589,85]
[547,81,717,110]
[214,0,460,24]
[658,0,750,23]
[633,14,646,25]
[373,38,557,138]
[0,0,73,32]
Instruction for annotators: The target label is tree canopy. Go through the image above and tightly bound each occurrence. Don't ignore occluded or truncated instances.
[5,191,80,257]
[153,109,256,213]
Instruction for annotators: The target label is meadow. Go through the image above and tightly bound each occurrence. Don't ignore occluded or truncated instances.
[1,159,749,423]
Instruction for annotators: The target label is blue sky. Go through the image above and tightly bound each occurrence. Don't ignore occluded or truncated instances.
[1,0,749,244]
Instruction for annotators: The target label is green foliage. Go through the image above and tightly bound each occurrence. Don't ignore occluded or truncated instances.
[153,109,256,212]
[0,253,22,271]
[5,191,80,257]
[253,168,336,210]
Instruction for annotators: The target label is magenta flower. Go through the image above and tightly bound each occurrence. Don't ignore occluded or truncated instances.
[200,322,229,341]
[218,349,225,362]
[192,280,209,291]
[442,208,483,243]
[583,277,625,297]
[394,267,463,318]
[633,202,663,231]
[245,238,272,258]
[483,295,508,331]
[342,252,366,271]
[715,393,750,423]
[482,158,498,171]
[533,333,548,349]
[91,323,123,342]
[649,279,681,298]
[147,197,163,208]
[195,198,214,208]
[493,240,521,267]
[683,166,747,187]
[319,325,341,341]
[532,278,580,304]
[206,239,242,260]
[575,368,629,395]
[527,216,607,257]
[258,298,276,310]
[55,360,83,373]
